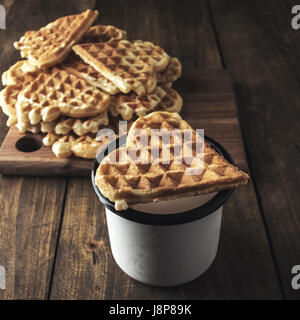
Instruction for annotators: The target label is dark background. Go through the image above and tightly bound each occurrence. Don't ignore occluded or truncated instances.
[0,0,299,300]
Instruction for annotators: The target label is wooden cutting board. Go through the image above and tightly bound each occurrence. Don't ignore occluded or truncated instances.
[0,70,244,176]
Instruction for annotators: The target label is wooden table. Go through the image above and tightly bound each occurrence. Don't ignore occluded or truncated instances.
[0,0,299,300]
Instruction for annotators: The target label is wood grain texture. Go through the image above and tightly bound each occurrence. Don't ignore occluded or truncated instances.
[284,0,299,10]
[0,0,96,299]
[97,0,222,71]
[0,175,66,299]
[0,127,94,176]
[50,39,281,304]
[210,0,300,299]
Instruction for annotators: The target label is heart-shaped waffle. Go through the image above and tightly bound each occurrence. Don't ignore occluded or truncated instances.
[14,9,98,68]
[15,67,110,132]
[95,111,249,210]
[72,40,170,95]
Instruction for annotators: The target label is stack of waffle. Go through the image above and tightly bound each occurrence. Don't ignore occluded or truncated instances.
[0,9,183,159]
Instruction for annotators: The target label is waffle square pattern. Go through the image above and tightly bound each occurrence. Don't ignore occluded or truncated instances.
[14,9,98,68]
[73,40,170,95]
[80,25,127,43]
[15,67,110,132]
[95,112,249,210]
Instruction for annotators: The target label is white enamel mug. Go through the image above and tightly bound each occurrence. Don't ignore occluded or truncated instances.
[92,136,234,287]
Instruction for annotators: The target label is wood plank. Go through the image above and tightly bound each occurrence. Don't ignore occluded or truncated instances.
[0,175,66,299]
[210,0,300,299]
[50,0,281,299]
[0,0,96,299]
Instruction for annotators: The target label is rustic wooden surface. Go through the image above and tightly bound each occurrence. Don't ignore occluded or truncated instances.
[0,127,94,177]
[0,0,298,300]
[209,0,300,300]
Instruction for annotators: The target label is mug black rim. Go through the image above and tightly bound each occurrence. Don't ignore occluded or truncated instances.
[91,135,234,226]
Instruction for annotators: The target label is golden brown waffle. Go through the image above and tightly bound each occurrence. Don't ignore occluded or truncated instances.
[61,24,128,94]
[131,40,170,72]
[17,122,41,134]
[0,84,23,127]
[21,111,109,136]
[155,85,183,114]
[72,40,165,95]
[15,67,110,131]
[126,112,194,147]
[46,111,109,136]
[62,56,120,95]
[81,25,127,43]
[42,113,136,159]
[0,70,38,127]
[43,132,110,159]
[157,57,182,84]
[109,85,183,120]
[0,60,40,126]
[95,111,249,210]
[14,9,98,68]
[2,60,38,86]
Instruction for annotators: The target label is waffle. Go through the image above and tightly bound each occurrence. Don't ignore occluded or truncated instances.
[45,111,108,136]
[61,24,128,94]
[20,111,108,137]
[95,111,249,210]
[2,60,38,86]
[131,40,170,72]
[17,122,41,134]
[43,132,110,159]
[72,40,163,95]
[0,70,37,127]
[42,113,135,159]
[157,57,182,84]
[0,84,23,126]
[15,67,110,131]
[62,55,120,95]
[155,86,183,114]
[62,56,181,95]
[81,25,127,43]
[109,85,183,120]
[126,111,194,147]
[0,61,40,126]
[14,9,98,68]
